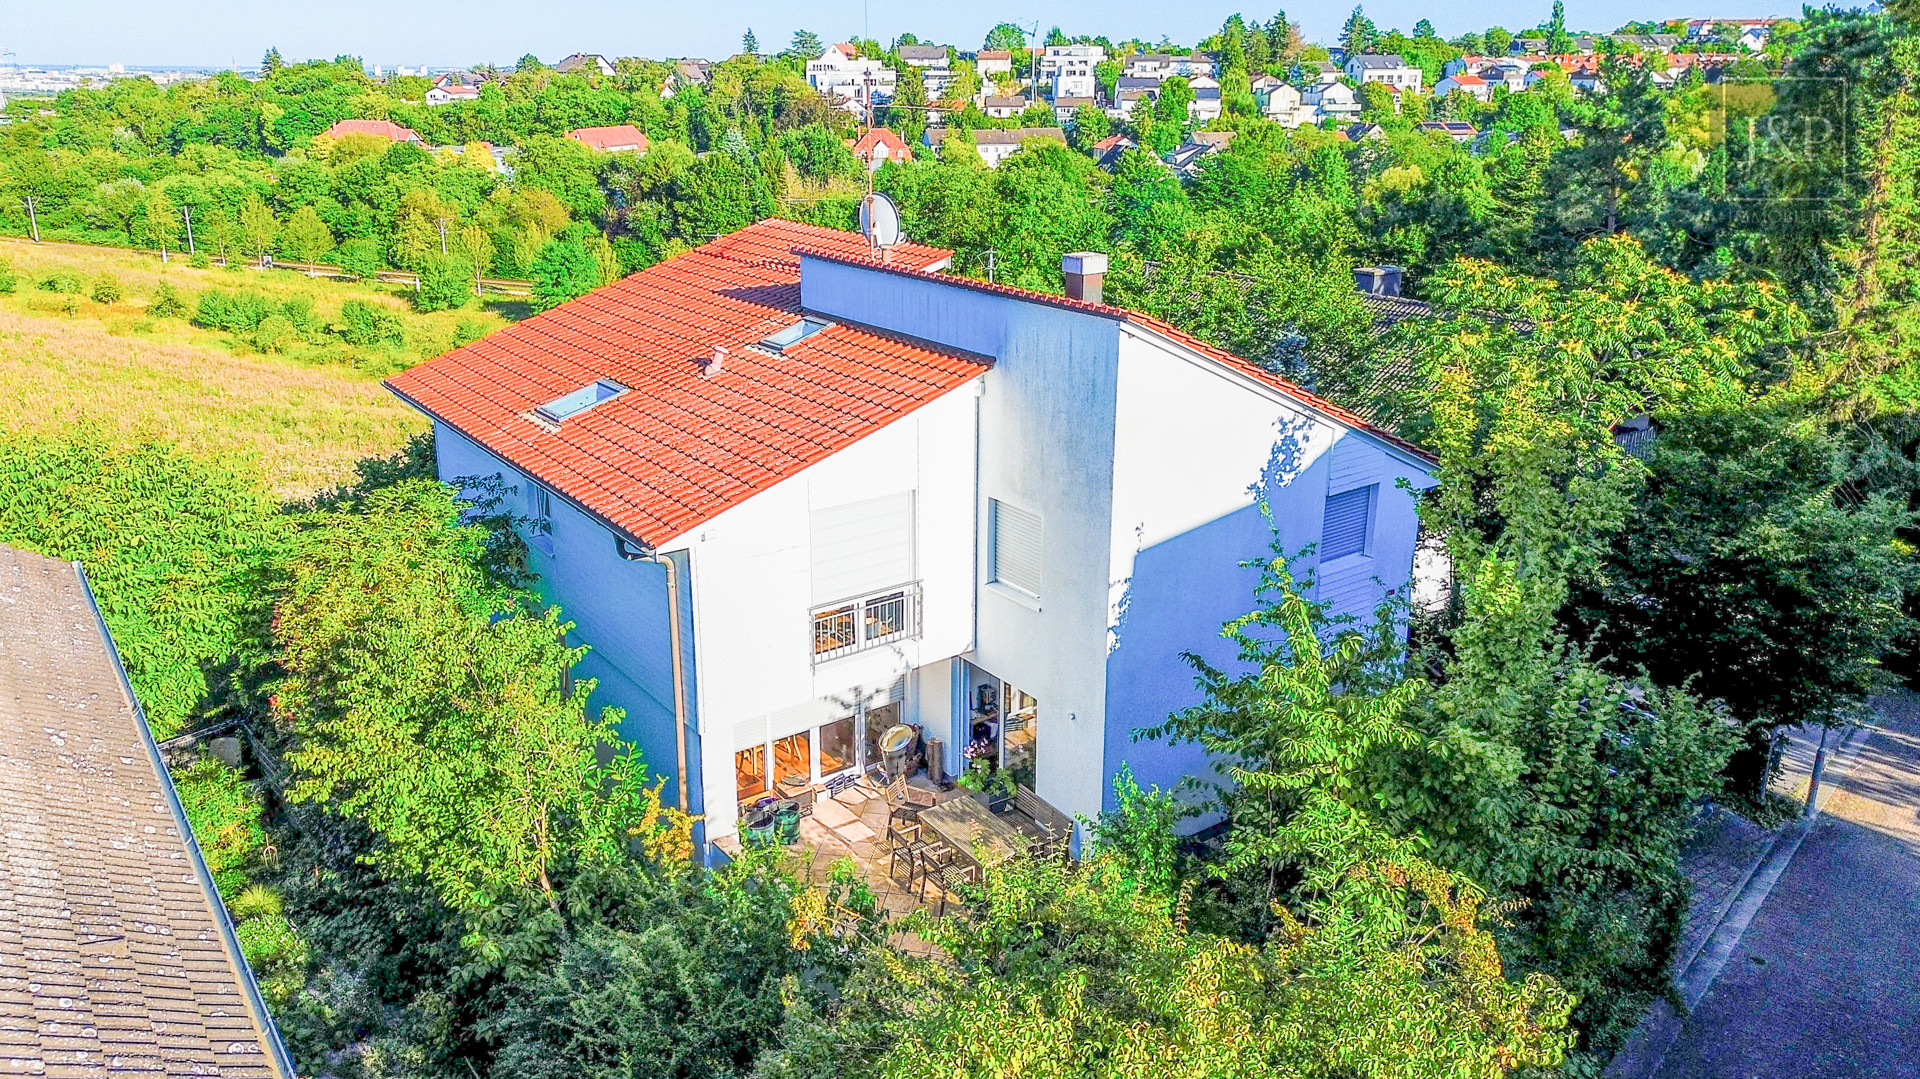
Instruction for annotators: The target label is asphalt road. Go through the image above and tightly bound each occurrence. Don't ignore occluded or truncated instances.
[1653,702,1920,1079]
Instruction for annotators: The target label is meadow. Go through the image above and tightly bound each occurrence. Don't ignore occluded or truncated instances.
[0,239,519,496]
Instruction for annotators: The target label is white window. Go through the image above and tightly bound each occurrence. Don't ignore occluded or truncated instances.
[989,498,1043,597]
[1322,485,1374,561]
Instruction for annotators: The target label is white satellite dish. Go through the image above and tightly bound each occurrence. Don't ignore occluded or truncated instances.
[859,192,901,249]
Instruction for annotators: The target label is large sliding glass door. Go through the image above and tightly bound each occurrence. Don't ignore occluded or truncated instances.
[733,691,904,813]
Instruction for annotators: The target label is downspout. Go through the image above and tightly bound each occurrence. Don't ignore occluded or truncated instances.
[653,551,691,815]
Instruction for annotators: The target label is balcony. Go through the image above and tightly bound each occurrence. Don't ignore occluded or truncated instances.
[811,583,920,664]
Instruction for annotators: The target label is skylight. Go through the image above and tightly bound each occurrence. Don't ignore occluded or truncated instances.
[535,378,629,424]
[762,317,834,350]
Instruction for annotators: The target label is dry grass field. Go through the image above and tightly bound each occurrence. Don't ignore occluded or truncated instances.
[0,239,520,498]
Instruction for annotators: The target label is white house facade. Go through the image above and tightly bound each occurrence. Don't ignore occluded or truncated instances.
[1345,53,1424,93]
[387,220,1438,858]
[1040,44,1104,100]
[806,44,896,112]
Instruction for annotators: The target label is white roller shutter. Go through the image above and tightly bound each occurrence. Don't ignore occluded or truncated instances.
[990,499,1043,597]
[811,492,915,604]
[1322,485,1373,561]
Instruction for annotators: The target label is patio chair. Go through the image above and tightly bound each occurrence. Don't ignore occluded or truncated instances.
[919,851,978,918]
[886,775,939,810]
[886,820,927,888]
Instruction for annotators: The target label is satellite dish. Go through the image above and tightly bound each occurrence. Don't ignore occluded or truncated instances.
[859,192,901,249]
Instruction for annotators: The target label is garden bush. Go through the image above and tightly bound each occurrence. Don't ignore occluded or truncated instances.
[90,272,123,304]
[38,269,82,294]
[337,299,405,347]
[149,280,187,317]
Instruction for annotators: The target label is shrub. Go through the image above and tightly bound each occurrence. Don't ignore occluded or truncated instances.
[59,294,79,315]
[332,236,383,280]
[337,299,405,347]
[188,250,212,269]
[0,437,288,737]
[453,317,492,346]
[39,269,82,294]
[254,314,298,353]
[149,280,188,318]
[192,289,276,333]
[90,273,123,304]
[173,755,267,894]
[280,294,323,339]
[0,256,16,294]
[414,254,471,313]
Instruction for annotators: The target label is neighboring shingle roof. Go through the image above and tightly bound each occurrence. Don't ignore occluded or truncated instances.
[897,45,949,62]
[1349,53,1412,69]
[384,220,984,547]
[0,546,293,1079]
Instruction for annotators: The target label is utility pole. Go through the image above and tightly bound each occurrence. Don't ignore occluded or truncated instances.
[437,218,449,256]
[20,194,38,243]
[182,204,195,254]
[985,248,996,283]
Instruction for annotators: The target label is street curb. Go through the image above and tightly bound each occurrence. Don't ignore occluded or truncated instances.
[1604,722,1877,1079]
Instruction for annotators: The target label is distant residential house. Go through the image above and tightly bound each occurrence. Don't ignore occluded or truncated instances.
[849,126,914,171]
[1188,86,1223,122]
[1185,73,1221,91]
[1739,25,1772,51]
[1170,51,1219,77]
[1299,60,1343,85]
[898,44,956,96]
[383,219,1440,857]
[425,80,479,106]
[1512,37,1549,54]
[1110,87,1154,119]
[1345,52,1423,93]
[1091,133,1137,170]
[324,118,422,143]
[982,94,1029,118]
[1263,84,1316,128]
[1417,120,1479,143]
[964,126,1067,167]
[897,44,949,67]
[807,43,896,117]
[1124,53,1173,78]
[1343,122,1386,142]
[1250,74,1285,96]
[975,49,1014,77]
[1164,129,1233,177]
[1569,66,1606,93]
[1041,44,1104,100]
[1053,95,1097,124]
[555,53,617,77]
[1303,80,1360,119]
[1612,32,1683,50]
[1485,63,1530,92]
[1433,73,1493,101]
[674,58,711,86]
[568,124,650,154]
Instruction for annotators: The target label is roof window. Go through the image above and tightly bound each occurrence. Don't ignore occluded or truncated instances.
[762,317,834,350]
[535,378,628,424]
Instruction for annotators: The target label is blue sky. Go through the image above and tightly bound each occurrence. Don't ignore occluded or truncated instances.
[6,1,1797,68]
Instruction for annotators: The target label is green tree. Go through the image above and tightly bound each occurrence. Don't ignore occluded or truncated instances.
[1486,26,1514,55]
[529,237,601,312]
[1547,0,1573,53]
[786,29,825,61]
[239,194,279,266]
[276,481,685,913]
[1342,6,1377,56]
[1415,18,1436,38]
[143,189,180,262]
[262,47,284,75]
[742,28,759,55]
[984,22,1029,53]
[279,204,335,273]
[0,437,287,738]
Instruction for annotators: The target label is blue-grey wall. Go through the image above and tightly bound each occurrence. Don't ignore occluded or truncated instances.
[433,422,699,817]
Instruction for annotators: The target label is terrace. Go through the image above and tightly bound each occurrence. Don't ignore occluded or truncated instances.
[717,773,1073,933]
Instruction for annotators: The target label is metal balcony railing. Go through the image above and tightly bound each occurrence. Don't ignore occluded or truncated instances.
[812,583,921,664]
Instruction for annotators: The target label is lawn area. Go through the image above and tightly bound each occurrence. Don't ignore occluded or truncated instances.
[0,239,506,498]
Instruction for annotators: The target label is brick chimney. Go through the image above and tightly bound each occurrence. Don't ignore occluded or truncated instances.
[700,345,727,378]
[1062,252,1108,303]
[1354,265,1404,297]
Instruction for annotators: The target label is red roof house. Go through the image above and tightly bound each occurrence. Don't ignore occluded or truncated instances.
[323,119,422,143]
[848,127,914,170]
[568,124,651,154]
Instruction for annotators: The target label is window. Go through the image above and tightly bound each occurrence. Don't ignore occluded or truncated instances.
[1322,485,1374,561]
[762,316,834,350]
[534,378,628,424]
[812,587,920,662]
[532,487,553,533]
[989,499,1043,598]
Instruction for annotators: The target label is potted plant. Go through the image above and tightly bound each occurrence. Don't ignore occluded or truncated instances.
[958,758,1017,813]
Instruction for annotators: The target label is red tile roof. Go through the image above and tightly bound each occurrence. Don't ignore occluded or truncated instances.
[850,127,911,159]
[385,220,981,547]
[324,118,421,142]
[568,124,651,153]
[792,246,1438,466]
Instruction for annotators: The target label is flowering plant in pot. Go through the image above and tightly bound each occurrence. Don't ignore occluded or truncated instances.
[957,757,1017,811]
